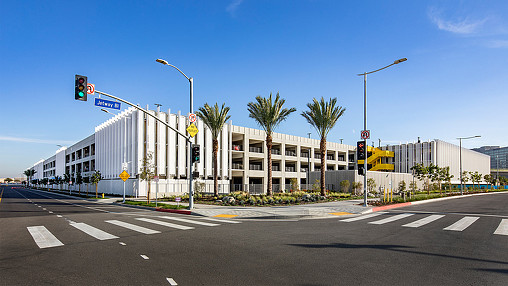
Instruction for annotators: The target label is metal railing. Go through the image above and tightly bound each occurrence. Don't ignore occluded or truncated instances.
[249,146,263,153]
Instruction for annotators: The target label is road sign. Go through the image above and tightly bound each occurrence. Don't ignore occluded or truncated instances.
[87,83,95,95]
[175,197,181,202]
[189,113,197,123]
[186,123,199,137]
[154,175,159,183]
[119,170,130,182]
[361,130,370,140]
[95,98,121,110]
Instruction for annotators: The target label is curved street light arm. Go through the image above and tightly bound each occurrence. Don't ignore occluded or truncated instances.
[156,59,190,81]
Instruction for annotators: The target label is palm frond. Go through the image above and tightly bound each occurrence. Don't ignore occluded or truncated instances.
[196,102,231,139]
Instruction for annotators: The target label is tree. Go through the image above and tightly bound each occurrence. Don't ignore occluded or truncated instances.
[76,172,83,195]
[139,152,155,203]
[470,171,482,191]
[195,102,231,197]
[441,167,454,194]
[340,180,350,193]
[398,180,406,193]
[411,163,430,194]
[461,171,470,192]
[352,181,363,196]
[4,178,13,183]
[24,169,36,188]
[91,170,102,199]
[247,92,296,196]
[409,181,417,196]
[484,174,495,190]
[367,178,377,195]
[427,163,440,194]
[301,97,346,196]
[54,176,62,191]
[83,176,90,197]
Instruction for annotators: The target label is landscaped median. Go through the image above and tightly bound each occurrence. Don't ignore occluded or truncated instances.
[370,189,508,212]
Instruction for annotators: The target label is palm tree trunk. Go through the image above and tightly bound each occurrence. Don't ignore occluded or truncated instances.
[213,139,219,197]
[320,138,326,196]
[266,134,273,196]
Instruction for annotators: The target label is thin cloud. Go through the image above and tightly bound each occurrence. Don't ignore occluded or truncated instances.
[428,8,487,35]
[227,0,244,16]
[0,136,74,145]
[487,40,508,48]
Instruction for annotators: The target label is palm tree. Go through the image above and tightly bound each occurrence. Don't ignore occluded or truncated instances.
[24,169,36,188]
[247,92,296,196]
[195,103,231,197]
[301,97,345,196]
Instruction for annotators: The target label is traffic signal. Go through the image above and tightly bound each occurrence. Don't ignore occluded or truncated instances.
[75,75,88,101]
[357,140,366,160]
[358,164,365,176]
[192,144,200,163]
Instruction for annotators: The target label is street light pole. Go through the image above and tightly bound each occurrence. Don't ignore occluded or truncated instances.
[457,135,481,195]
[307,132,311,190]
[358,58,406,207]
[156,59,195,209]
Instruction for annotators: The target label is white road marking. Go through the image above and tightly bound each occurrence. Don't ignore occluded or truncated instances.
[159,216,219,226]
[135,218,194,230]
[48,211,53,214]
[166,278,178,285]
[56,215,62,218]
[402,215,445,228]
[140,255,149,260]
[27,226,64,249]
[70,222,119,240]
[340,212,388,222]
[119,242,127,246]
[369,213,414,225]
[443,216,479,231]
[200,217,241,224]
[494,219,508,236]
[105,220,161,234]
[42,208,47,210]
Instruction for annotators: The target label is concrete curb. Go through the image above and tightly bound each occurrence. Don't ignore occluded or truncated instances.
[370,191,508,212]
[155,208,193,215]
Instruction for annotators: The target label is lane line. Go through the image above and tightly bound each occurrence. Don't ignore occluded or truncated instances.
[166,278,178,285]
[27,226,64,249]
[56,215,63,218]
[369,213,414,225]
[105,220,161,234]
[443,216,479,231]
[140,255,149,260]
[48,211,53,214]
[135,218,194,230]
[340,212,388,222]
[389,209,508,219]
[70,222,119,240]
[493,219,508,236]
[119,242,127,246]
[159,216,219,226]
[402,214,445,228]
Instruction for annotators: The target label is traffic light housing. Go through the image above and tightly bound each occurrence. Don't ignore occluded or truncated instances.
[75,75,88,101]
[358,164,365,176]
[357,140,366,160]
[192,144,200,163]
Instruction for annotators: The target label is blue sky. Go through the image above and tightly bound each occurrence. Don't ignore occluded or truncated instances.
[1,0,508,178]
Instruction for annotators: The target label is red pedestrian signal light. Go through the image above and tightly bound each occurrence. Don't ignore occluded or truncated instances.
[75,75,88,101]
[357,140,366,160]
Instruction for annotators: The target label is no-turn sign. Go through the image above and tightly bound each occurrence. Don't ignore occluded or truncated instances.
[361,130,370,140]
[87,83,95,95]
[189,113,197,123]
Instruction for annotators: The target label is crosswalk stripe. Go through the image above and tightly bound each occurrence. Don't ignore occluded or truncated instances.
[493,219,508,236]
[70,222,119,240]
[200,217,242,224]
[135,218,194,230]
[159,216,219,226]
[402,215,445,228]
[443,216,479,231]
[340,212,388,222]
[105,220,161,234]
[27,226,64,249]
[369,213,414,225]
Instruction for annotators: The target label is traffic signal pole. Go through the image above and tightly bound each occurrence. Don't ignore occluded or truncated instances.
[94,90,195,209]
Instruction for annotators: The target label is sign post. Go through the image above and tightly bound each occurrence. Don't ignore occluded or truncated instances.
[154,175,159,207]
[119,170,130,203]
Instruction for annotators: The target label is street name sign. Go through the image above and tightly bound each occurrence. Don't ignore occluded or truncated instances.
[95,98,121,110]
[186,123,199,137]
[119,170,130,182]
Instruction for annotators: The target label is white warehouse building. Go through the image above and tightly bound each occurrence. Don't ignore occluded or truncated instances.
[28,106,490,197]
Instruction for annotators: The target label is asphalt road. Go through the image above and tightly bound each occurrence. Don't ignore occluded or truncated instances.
[1,185,507,285]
